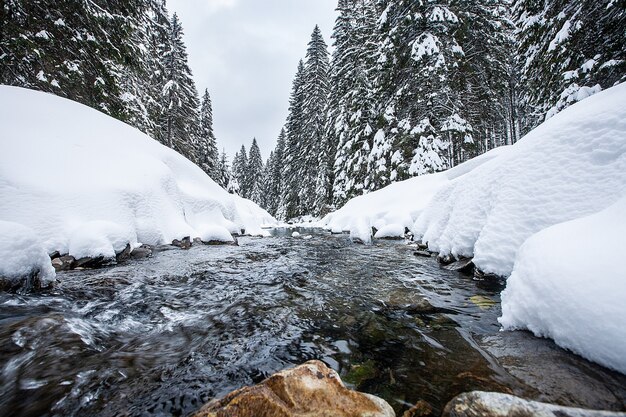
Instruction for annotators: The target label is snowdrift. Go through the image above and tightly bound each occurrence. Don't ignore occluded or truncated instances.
[320,146,510,243]
[322,82,626,373]
[499,196,626,374]
[0,86,275,285]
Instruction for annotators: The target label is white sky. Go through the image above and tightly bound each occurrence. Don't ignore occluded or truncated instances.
[166,0,338,161]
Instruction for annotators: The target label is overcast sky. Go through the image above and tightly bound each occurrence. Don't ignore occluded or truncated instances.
[166,0,337,161]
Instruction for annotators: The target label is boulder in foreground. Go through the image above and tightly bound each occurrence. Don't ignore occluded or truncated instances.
[192,360,394,417]
[443,391,626,417]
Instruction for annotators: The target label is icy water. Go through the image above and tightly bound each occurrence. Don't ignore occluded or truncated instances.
[1,229,625,417]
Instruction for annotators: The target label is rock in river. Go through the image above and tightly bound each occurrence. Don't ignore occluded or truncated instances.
[443,391,626,417]
[192,360,395,417]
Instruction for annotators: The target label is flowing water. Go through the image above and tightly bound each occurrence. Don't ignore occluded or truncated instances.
[1,228,625,417]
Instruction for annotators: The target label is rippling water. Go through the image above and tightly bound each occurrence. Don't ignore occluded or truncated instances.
[1,228,624,416]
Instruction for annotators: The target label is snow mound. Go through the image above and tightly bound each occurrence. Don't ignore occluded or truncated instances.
[321,145,508,239]
[499,196,626,374]
[0,221,56,287]
[415,81,626,276]
[0,86,275,265]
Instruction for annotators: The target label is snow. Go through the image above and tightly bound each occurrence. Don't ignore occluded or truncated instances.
[0,221,55,286]
[321,146,507,241]
[415,82,626,276]
[547,20,571,52]
[499,196,626,374]
[291,232,301,238]
[0,86,275,274]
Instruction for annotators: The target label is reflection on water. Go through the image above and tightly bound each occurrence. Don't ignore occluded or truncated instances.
[0,228,624,416]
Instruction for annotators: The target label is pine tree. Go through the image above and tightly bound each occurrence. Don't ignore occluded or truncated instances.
[231,145,248,197]
[215,149,231,189]
[330,0,379,206]
[0,0,146,122]
[198,89,219,178]
[514,0,626,133]
[246,138,264,204]
[300,26,330,215]
[263,129,286,216]
[278,60,307,220]
[159,13,201,164]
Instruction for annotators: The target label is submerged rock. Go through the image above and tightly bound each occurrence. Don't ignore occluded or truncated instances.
[443,391,626,417]
[442,258,474,273]
[192,360,394,417]
[413,250,431,258]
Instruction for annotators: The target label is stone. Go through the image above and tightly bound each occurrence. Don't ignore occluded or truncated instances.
[443,391,626,417]
[442,258,474,273]
[74,255,115,269]
[192,360,395,417]
[437,254,454,265]
[48,251,61,260]
[403,400,433,417]
[172,236,192,249]
[130,245,153,259]
[115,243,132,262]
[416,242,428,250]
[413,250,431,258]
[52,255,75,271]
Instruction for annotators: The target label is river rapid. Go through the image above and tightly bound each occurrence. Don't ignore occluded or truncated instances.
[1,228,624,416]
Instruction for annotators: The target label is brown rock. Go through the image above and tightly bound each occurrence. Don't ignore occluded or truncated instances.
[52,255,76,271]
[403,400,433,417]
[192,360,395,417]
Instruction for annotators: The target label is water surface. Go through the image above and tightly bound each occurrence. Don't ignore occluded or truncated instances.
[1,228,624,416]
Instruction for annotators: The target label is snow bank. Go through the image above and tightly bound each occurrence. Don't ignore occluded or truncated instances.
[320,145,509,241]
[0,86,275,278]
[499,196,626,374]
[0,221,55,287]
[415,82,626,276]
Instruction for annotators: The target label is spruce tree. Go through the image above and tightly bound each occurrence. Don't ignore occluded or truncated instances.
[159,13,201,164]
[300,26,330,215]
[514,0,626,133]
[198,89,219,178]
[215,149,231,189]
[231,145,248,197]
[246,138,264,205]
[278,60,307,220]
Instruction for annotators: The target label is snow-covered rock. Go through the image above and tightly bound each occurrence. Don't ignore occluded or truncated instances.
[0,86,275,283]
[499,196,626,374]
[0,221,56,289]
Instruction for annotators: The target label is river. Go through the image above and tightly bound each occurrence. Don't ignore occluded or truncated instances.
[1,228,624,416]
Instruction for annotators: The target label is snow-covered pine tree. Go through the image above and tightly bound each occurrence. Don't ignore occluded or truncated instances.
[514,0,626,133]
[278,60,307,220]
[215,149,231,189]
[231,145,248,197]
[299,26,330,215]
[246,138,264,205]
[263,129,286,217]
[1,0,143,122]
[159,13,201,163]
[330,0,379,207]
[198,89,219,178]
